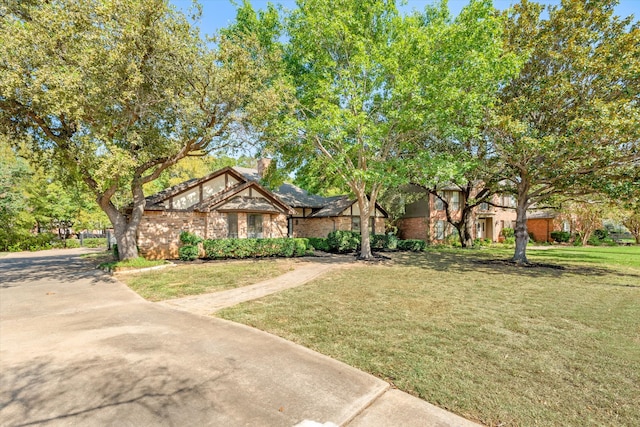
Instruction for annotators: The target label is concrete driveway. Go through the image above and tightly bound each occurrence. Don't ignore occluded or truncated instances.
[0,249,479,427]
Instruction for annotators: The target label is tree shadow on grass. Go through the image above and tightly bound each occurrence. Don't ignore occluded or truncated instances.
[389,251,640,286]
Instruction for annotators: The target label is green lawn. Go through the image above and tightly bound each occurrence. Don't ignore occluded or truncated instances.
[218,246,640,427]
[120,259,296,301]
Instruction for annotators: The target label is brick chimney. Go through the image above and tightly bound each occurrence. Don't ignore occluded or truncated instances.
[257,158,272,178]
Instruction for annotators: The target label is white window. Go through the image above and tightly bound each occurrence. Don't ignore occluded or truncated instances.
[434,196,444,211]
[247,214,263,238]
[227,213,238,238]
[451,192,460,210]
[435,220,446,240]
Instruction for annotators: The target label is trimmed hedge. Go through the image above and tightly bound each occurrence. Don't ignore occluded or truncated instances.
[81,237,107,248]
[397,239,426,252]
[327,230,361,253]
[307,237,330,252]
[179,245,199,261]
[550,231,571,243]
[180,231,203,245]
[202,237,308,260]
[371,233,399,250]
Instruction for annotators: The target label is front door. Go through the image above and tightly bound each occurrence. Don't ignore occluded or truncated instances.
[476,219,486,239]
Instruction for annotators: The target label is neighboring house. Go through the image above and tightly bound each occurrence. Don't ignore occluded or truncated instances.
[132,159,388,259]
[527,210,577,242]
[396,184,518,243]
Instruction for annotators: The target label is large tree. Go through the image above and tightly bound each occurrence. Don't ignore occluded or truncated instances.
[491,0,640,263]
[404,0,522,248]
[0,137,34,248]
[239,0,520,258]
[0,0,283,260]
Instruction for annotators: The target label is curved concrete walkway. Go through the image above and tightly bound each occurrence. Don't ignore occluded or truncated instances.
[157,258,352,315]
[0,248,481,427]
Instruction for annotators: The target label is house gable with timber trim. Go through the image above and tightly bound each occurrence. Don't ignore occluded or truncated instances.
[135,163,388,259]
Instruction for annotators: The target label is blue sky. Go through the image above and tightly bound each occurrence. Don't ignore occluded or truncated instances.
[170,0,639,37]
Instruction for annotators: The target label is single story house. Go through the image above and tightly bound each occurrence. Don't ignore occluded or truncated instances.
[133,159,388,259]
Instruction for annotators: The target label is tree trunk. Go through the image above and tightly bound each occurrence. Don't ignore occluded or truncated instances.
[512,196,529,264]
[355,190,374,260]
[359,211,373,259]
[113,219,139,260]
[99,196,143,261]
[459,208,475,248]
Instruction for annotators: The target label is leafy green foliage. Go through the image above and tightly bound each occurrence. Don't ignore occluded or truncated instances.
[1,0,287,261]
[179,231,203,246]
[178,245,199,261]
[307,237,330,252]
[396,240,427,252]
[82,238,107,248]
[202,238,308,260]
[327,231,361,253]
[501,227,515,239]
[550,231,571,243]
[371,233,399,250]
[492,0,640,262]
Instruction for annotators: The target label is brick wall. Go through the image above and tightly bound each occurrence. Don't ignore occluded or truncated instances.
[527,218,553,242]
[138,210,289,259]
[397,217,428,240]
[292,216,386,238]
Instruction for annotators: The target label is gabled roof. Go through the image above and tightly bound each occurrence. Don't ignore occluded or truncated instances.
[233,167,329,208]
[141,164,387,218]
[215,196,286,214]
[144,167,248,208]
[192,180,295,215]
[309,196,354,217]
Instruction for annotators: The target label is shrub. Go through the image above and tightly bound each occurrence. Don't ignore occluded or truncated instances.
[178,245,199,261]
[1,232,57,252]
[202,237,309,260]
[55,238,81,249]
[294,239,308,256]
[504,236,515,245]
[550,231,571,243]
[501,227,515,238]
[180,231,203,245]
[327,230,361,253]
[593,229,608,240]
[371,234,387,250]
[82,237,107,248]
[386,233,399,250]
[307,237,330,252]
[397,239,426,252]
[474,238,492,247]
[370,233,399,250]
[587,235,605,246]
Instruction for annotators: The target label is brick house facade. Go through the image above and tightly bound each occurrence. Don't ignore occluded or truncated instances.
[396,185,518,243]
[133,162,388,259]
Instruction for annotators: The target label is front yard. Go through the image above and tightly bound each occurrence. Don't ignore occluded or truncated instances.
[216,246,640,426]
[119,258,296,301]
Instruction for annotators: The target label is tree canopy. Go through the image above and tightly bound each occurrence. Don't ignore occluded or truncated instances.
[235,0,521,258]
[1,0,285,259]
[491,0,640,262]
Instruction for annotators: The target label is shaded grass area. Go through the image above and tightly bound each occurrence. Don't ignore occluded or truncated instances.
[119,259,296,301]
[219,248,640,427]
[99,257,167,271]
